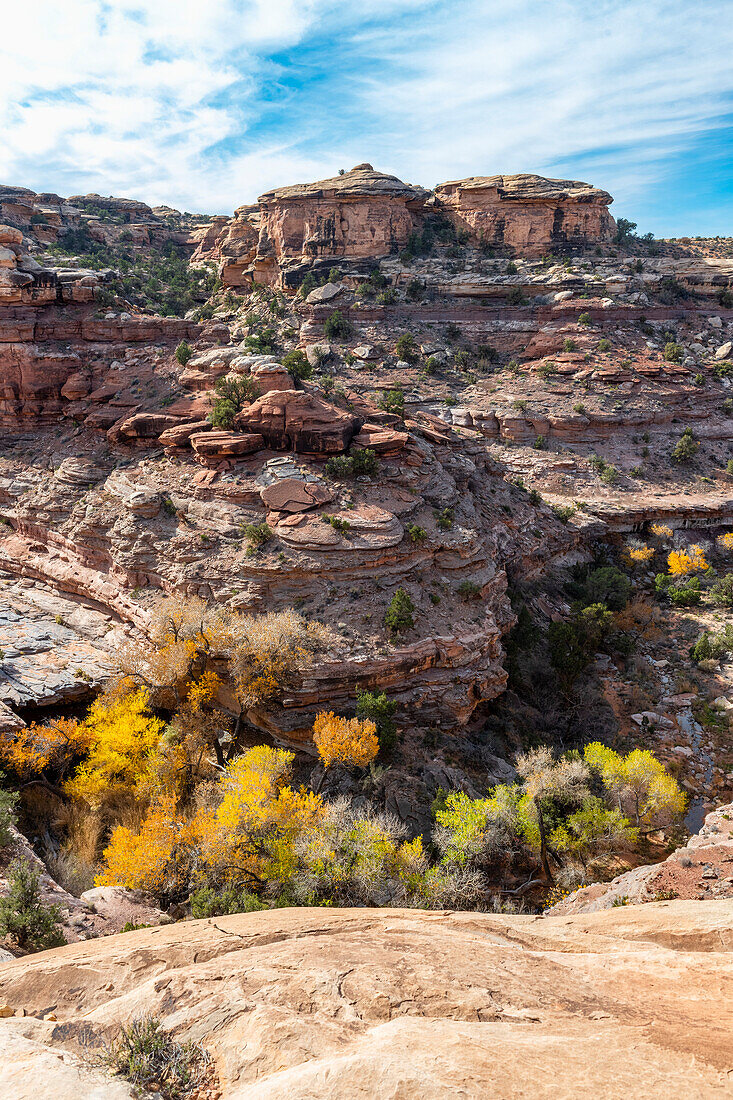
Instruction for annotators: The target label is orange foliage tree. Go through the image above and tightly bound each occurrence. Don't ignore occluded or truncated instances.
[0,718,91,783]
[313,712,379,769]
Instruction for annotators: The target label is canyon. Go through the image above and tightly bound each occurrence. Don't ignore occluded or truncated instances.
[1,163,733,1096]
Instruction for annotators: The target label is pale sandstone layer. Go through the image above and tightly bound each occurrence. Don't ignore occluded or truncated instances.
[0,902,732,1098]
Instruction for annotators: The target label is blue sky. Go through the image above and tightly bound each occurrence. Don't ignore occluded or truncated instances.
[1,0,732,236]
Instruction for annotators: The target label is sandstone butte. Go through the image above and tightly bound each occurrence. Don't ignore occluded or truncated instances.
[1,900,732,1099]
[192,163,617,288]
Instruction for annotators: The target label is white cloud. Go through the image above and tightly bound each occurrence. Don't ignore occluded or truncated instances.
[0,0,731,230]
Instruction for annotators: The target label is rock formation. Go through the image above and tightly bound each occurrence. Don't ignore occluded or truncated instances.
[433,174,616,255]
[204,168,615,288]
[1,902,732,1097]
[250,163,428,285]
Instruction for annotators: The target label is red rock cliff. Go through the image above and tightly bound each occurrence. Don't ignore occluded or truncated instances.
[434,173,615,255]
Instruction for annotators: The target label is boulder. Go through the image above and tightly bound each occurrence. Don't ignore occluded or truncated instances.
[107,412,181,444]
[351,423,408,455]
[236,389,359,453]
[251,362,294,393]
[190,430,264,458]
[158,419,212,448]
[306,282,343,304]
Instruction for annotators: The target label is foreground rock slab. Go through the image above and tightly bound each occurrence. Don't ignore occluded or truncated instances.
[0,902,731,1098]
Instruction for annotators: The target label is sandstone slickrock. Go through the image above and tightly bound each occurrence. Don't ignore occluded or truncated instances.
[1,903,732,1098]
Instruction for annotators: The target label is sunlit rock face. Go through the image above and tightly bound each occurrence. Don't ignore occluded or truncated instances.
[251,163,428,285]
[434,174,616,256]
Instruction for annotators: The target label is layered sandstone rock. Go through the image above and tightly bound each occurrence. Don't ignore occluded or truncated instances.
[191,205,260,287]
[0,902,731,1098]
[236,389,360,453]
[252,163,427,285]
[434,174,615,255]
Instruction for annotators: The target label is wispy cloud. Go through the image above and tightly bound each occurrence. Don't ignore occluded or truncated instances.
[0,1,731,233]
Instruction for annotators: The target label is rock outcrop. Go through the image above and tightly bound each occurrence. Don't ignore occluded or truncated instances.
[235,389,360,453]
[434,174,616,255]
[0,902,731,1098]
[251,163,428,285]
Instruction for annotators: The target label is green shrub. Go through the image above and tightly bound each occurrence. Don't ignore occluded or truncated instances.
[671,428,699,464]
[299,271,318,298]
[324,448,379,480]
[190,886,266,918]
[552,504,576,523]
[506,261,518,275]
[395,334,418,363]
[507,287,525,306]
[324,310,353,340]
[597,338,611,352]
[457,580,482,601]
[0,860,65,952]
[244,326,278,354]
[324,455,352,480]
[435,507,454,530]
[533,434,546,450]
[573,403,586,414]
[407,524,427,544]
[175,340,192,366]
[669,577,702,606]
[378,387,405,416]
[600,465,618,485]
[209,374,259,428]
[356,689,398,754]
[582,566,631,611]
[0,773,17,846]
[377,288,397,305]
[710,574,733,607]
[691,628,733,663]
[281,349,312,381]
[563,339,576,352]
[405,280,424,302]
[385,587,415,635]
[322,514,351,535]
[664,342,683,363]
[578,312,591,326]
[716,288,732,309]
[100,1016,208,1097]
[244,522,272,548]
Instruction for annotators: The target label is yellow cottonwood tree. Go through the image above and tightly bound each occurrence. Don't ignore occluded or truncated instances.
[313,712,379,769]
[584,743,686,827]
[65,686,164,808]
